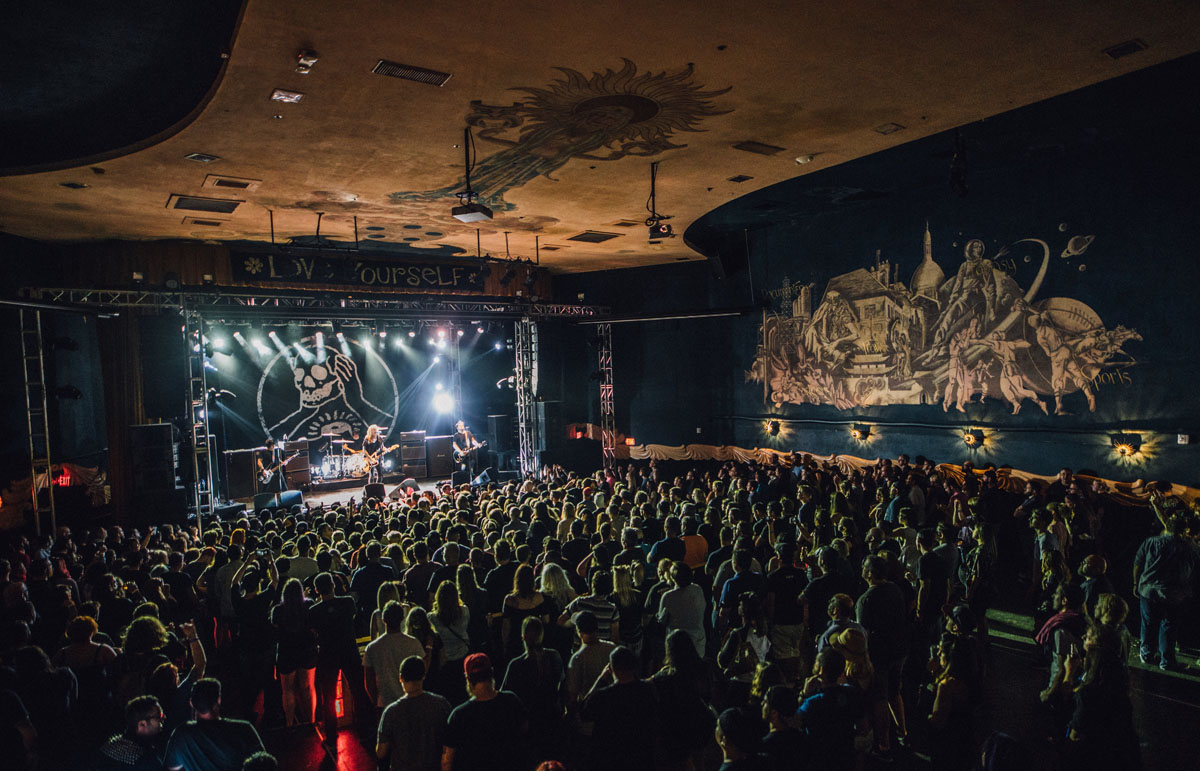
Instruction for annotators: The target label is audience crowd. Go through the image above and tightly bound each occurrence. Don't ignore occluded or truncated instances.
[1,452,1196,771]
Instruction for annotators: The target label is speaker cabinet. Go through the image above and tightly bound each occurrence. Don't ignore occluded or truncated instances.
[487,414,514,453]
[534,401,564,452]
[427,435,454,477]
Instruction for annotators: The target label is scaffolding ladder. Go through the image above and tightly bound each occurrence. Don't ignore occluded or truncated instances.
[514,317,539,476]
[183,306,216,524]
[20,309,56,535]
[595,322,616,467]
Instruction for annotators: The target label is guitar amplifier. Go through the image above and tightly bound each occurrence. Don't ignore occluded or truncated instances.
[284,439,311,486]
[426,434,454,477]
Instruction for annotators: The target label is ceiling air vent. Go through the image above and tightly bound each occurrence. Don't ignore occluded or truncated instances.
[539,245,563,251]
[566,231,621,243]
[1104,39,1148,60]
[732,141,785,156]
[167,194,242,214]
[182,216,226,227]
[184,152,221,164]
[203,175,261,192]
[728,174,754,183]
[372,60,452,87]
[874,122,906,135]
[611,220,641,228]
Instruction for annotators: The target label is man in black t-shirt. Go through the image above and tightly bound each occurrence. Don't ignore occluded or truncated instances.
[580,646,657,771]
[443,654,526,771]
[164,679,264,771]
[310,572,371,744]
[766,543,809,681]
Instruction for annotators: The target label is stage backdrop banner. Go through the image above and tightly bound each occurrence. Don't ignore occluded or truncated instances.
[230,251,488,292]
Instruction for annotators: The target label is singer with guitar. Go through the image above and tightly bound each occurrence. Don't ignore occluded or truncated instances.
[452,420,484,477]
[358,424,398,484]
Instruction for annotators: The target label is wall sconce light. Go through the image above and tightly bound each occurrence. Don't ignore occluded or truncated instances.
[1111,433,1142,457]
[767,420,781,437]
[850,424,871,441]
[963,429,985,447]
[131,271,145,285]
[624,437,636,446]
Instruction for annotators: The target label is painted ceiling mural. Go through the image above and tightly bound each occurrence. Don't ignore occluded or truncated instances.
[390,59,732,212]
[747,223,1141,416]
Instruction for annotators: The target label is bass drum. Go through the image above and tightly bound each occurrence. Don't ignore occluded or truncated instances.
[343,454,367,477]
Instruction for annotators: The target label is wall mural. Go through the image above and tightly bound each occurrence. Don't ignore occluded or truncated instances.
[747,223,1141,416]
[257,337,398,441]
[390,59,731,211]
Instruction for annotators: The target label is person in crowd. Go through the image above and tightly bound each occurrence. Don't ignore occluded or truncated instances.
[501,617,565,763]
[1132,513,1199,670]
[715,706,769,771]
[657,561,707,658]
[504,564,551,658]
[93,694,165,771]
[163,678,265,771]
[363,600,426,709]
[375,655,451,771]
[270,578,317,729]
[760,684,806,770]
[580,645,657,771]
[309,571,370,747]
[442,653,527,771]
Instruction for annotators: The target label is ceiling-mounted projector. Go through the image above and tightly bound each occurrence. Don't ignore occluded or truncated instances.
[452,201,493,222]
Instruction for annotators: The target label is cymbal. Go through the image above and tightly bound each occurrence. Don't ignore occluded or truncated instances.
[332,439,353,444]
[320,433,338,437]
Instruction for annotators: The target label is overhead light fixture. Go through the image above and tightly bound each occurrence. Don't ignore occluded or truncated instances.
[270,88,305,103]
[499,266,517,285]
[963,429,985,447]
[163,272,181,290]
[1111,433,1142,457]
[645,161,675,242]
[452,126,493,222]
[295,49,319,74]
[850,424,872,441]
[131,271,145,285]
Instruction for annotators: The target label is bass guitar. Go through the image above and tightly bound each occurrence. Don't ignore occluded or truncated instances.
[259,452,300,485]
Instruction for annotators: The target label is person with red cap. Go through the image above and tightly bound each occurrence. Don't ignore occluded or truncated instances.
[442,653,527,771]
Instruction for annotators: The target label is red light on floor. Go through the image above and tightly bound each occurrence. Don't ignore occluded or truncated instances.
[334,673,344,718]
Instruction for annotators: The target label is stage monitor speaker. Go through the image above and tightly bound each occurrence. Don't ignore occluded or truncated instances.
[363,483,386,501]
[427,435,454,477]
[497,470,523,484]
[487,414,514,453]
[389,479,419,499]
[471,467,498,487]
[214,502,247,521]
[451,469,471,486]
[534,401,564,452]
[251,490,304,512]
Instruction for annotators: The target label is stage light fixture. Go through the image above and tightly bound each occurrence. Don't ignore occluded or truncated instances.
[435,383,444,391]
[408,330,417,338]
[457,329,465,337]
[433,355,441,364]
[204,360,219,372]
[500,266,518,286]
[494,342,503,350]
[437,328,447,338]
[432,392,454,413]
[477,326,485,334]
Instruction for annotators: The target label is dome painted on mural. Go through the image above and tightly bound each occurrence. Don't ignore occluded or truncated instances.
[910,221,944,301]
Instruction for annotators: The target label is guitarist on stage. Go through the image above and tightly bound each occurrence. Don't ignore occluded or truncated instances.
[453,420,483,477]
[360,424,391,485]
[257,437,289,493]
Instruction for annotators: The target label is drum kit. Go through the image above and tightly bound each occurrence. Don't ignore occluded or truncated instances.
[311,434,378,480]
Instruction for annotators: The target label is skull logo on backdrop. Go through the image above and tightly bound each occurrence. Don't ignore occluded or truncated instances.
[258,337,397,441]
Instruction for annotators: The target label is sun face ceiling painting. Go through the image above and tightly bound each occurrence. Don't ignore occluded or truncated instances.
[2,0,1200,273]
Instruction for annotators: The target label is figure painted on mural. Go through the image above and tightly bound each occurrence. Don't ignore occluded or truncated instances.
[803,290,860,366]
[267,347,396,440]
[1027,310,1096,415]
[981,330,1049,415]
[943,317,983,413]
[932,239,1000,346]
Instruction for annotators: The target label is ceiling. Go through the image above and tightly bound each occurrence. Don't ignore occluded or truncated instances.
[1,0,1198,274]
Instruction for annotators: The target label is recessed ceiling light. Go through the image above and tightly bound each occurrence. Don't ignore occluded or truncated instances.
[272,114,284,119]
[794,154,816,165]
[874,122,906,135]
[271,89,304,103]
[185,153,221,163]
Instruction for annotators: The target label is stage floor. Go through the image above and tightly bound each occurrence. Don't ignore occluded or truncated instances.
[230,475,447,512]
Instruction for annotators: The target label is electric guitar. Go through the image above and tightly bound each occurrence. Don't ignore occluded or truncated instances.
[362,443,399,469]
[454,440,486,462]
[259,452,300,485]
